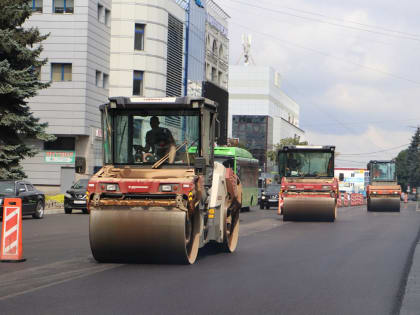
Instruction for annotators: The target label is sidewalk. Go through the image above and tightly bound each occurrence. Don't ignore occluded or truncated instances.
[400,201,420,315]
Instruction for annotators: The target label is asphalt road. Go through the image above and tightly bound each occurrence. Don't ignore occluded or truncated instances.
[1,203,419,315]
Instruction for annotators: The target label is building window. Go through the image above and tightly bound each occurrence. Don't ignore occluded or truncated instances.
[133,71,143,96]
[54,0,74,14]
[219,45,224,59]
[105,9,111,26]
[211,67,217,82]
[103,73,109,89]
[51,63,72,82]
[28,0,43,12]
[96,70,101,87]
[218,71,222,85]
[212,40,218,56]
[97,3,104,21]
[44,137,75,150]
[134,24,145,50]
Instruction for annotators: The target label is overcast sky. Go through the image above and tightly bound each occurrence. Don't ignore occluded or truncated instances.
[217,0,420,168]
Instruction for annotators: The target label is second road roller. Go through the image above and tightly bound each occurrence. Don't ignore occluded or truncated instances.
[366,160,401,212]
[87,97,242,264]
[277,145,338,222]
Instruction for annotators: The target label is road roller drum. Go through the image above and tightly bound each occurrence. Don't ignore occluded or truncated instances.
[283,197,336,222]
[367,198,400,212]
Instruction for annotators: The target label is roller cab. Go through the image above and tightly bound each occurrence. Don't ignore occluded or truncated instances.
[87,97,241,264]
[277,145,338,222]
[366,160,401,212]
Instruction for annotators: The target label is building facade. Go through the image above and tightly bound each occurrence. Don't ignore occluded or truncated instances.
[228,65,304,170]
[109,0,186,98]
[23,0,112,193]
[22,0,228,193]
[205,0,229,90]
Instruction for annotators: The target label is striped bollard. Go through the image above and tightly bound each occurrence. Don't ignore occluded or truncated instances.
[1,198,26,263]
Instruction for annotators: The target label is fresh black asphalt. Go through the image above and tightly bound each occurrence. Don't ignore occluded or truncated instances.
[0,203,419,315]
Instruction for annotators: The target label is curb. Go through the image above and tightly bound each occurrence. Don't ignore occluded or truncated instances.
[44,208,65,215]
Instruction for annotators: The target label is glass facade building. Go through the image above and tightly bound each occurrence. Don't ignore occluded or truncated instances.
[232,115,273,171]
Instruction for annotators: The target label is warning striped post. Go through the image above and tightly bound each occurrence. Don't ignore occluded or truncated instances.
[1,198,26,263]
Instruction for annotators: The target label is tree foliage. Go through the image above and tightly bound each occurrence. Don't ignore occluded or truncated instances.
[395,127,420,191]
[0,0,54,179]
[267,136,308,162]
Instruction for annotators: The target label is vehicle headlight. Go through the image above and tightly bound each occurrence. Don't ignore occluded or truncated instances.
[288,185,296,189]
[262,196,266,199]
[373,191,377,194]
[322,185,331,190]
[393,191,399,194]
[64,193,72,199]
[101,183,119,191]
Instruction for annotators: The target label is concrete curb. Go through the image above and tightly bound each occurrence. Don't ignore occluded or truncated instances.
[44,208,65,215]
[400,236,420,315]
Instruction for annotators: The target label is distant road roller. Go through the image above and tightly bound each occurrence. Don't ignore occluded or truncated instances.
[366,160,401,212]
[277,145,338,222]
[87,97,242,264]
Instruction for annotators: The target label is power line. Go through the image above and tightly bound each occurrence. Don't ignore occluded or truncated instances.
[230,20,420,86]
[229,0,420,43]
[247,0,420,39]
[339,144,409,156]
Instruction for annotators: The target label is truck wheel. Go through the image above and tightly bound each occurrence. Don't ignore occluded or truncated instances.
[260,203,264,209]
[82,209,89,214]
[265,205,270,210]
[65,208,72,214]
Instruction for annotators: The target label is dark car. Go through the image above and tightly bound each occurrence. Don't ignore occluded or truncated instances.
[64,179,89,214]
[260,184,281,209]
[0,180,45,219]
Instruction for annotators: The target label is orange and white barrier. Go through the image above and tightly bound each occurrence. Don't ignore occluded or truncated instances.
[1,198,25,263]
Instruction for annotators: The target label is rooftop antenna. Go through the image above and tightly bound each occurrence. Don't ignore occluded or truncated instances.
[236,34,255,66]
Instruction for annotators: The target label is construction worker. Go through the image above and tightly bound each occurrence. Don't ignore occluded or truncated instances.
[143,116,176,163]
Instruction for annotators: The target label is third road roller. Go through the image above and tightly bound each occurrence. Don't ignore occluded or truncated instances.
[366,160,401,212]
[277,145,338,222]
[87,97,242,264]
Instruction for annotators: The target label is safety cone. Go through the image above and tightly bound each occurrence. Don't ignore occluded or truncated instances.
[1,198,26,263]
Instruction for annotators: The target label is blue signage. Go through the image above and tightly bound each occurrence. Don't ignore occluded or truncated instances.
[195,0,204,8]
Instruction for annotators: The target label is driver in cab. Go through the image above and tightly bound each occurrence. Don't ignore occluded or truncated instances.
[143,116,176,163]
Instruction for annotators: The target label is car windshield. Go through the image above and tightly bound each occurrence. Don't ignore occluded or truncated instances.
[265,185,280,194]
[0,181,15,195]
[73,180,89,189]
[107,111,200,166]
[279,151,334,178]
[371,162,396,181]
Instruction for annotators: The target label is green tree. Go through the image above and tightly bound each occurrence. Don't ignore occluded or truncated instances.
[395,149,409,191]
[267,136,308,162]
[0,0,54,179]
[406,127,420,189]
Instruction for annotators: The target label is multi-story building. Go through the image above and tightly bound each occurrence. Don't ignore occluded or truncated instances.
[229,65,305,170]
[23,0,112,193]
[205,0,229,89]
[22,0,227,193]
[109,0,186,98]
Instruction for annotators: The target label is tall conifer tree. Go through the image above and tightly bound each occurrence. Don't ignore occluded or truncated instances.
[407,127,420,188]
[0,0,54,179]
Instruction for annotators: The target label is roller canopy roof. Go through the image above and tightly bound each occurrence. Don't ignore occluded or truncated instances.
[100,96,218,111]
[280,145,335,151]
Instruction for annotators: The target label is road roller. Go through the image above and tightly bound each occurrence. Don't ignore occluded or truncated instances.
[277,145,338,222]
[366,160,401,212]
[87,97,242,264]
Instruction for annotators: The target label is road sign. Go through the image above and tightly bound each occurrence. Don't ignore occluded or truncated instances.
[1,198,26,262]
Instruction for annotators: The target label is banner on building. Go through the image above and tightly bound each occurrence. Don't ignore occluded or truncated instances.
[45,151,75,164]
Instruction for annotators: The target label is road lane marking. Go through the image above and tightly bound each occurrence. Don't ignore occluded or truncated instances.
[0,257,120,301]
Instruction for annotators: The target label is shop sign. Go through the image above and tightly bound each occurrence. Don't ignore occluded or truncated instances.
[45,151,75,164]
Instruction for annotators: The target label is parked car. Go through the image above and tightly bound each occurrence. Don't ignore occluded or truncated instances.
[0,180,45,219]
[260,184,281,209]
[64,179,89,214]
